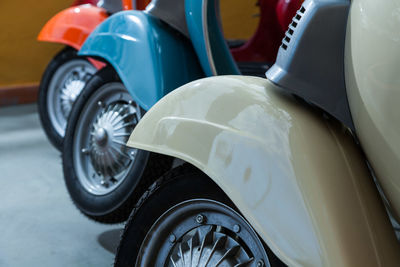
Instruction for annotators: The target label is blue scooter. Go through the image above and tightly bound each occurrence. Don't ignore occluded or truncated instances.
[62,0,281,223]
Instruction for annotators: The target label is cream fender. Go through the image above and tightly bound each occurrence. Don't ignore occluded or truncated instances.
[127,76,400,266]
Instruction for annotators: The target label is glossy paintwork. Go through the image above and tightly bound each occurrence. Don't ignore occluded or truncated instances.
[345,0,400,221]
[122,0,134,10]
[78,11,204,110]
[38,5,108,50]
[185,0,240,76]
[127,76,400,266]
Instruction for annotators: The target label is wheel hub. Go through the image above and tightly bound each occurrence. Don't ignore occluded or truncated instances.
[169,225,256,267]
[89,102,137,178]
[60,69,91,118]
[137,199,270,267]
[94,127,108,146]
[47,59,96,137]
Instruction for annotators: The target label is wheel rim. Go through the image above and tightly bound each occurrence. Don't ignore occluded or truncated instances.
[137,199,270,267]
[47,59,96,137]
[73,82,141,195]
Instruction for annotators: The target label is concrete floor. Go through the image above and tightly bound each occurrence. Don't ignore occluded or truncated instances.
[0,104,122,267]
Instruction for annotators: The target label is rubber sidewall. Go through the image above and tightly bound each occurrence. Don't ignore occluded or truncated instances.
[115,166,231,266]
[63,66,152,223]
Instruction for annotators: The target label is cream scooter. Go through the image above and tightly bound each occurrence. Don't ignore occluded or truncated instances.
[115,0,400,266]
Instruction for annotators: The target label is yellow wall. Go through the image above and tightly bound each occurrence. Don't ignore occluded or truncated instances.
[0,0,258,87]
[220,0,260,40]
[0,0,73,87]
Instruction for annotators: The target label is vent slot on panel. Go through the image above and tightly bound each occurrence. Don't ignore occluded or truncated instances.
[281,5,306,50]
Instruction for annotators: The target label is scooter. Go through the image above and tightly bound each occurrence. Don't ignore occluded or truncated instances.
[114,0,400,266]
[61,0,303,224]
[37,0,150,150]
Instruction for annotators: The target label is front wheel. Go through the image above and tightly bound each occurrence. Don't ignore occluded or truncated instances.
[38,47,97,150]
[115,165,282,267]
[63,66,172,223]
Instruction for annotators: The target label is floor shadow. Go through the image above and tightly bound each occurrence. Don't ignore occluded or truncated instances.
[97,228,124,254]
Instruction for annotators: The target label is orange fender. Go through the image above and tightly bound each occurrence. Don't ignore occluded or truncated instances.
[38,5,108,50]
[122,0,133,10]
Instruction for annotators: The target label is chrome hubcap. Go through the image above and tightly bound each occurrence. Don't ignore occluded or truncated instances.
[137,199,269,267]
[60,76,87,117]
[169,225,256,266]
[94,127,108,146]
[89,103,137,179]
[73,83,141,195]
[47,59,96,137]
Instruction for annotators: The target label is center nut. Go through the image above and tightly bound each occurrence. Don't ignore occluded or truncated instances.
[94,127,108,146]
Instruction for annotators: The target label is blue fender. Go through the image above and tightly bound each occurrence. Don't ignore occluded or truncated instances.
[79,10,204,110]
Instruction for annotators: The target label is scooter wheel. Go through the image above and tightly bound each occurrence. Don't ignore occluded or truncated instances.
[38,46,97,151]
[63,66,173,224]
[115,164,284,267]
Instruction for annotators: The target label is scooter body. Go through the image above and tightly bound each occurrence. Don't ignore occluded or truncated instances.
[125,0,400,265]
[77,0,230,110]
[79,0,303,109]
[127,76,400,266]
[59,0,303,224]
[345,0,400,222]
[78,10,203,110]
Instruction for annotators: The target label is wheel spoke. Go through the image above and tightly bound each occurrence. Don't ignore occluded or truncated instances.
[133,199,269,267]
[112,139,128,147]
[113,133,131,137]
[110,145,132,161]
[113,122,136,132]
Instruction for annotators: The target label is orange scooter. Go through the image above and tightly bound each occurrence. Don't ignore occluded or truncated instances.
[37,0,150,151]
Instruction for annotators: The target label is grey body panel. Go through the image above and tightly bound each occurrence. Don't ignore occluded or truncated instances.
[266,0,354,130]
[146,0,189,37]
[97,0,123,14]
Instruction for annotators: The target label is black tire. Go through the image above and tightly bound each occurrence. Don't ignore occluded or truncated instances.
[63,66,173,224]
[115,164,285,267]
[38,46,96,151]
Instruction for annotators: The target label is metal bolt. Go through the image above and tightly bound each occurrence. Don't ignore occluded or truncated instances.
[130,150,136,158]
[257,260,265,267]
[97,101,105,107]
[81,148,90,154]
[169,234,176,243]
[233,224,241,233]
[128,100,133,105]
[196,214,206,224]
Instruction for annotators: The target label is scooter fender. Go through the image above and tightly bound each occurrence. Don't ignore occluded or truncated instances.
[78,11,203,110]
[127,76,400,266]
[38,5,108,50]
